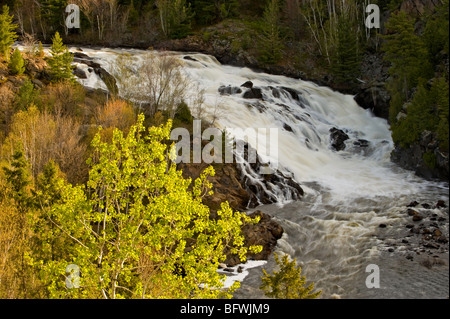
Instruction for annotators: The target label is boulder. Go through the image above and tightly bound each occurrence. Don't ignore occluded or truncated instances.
[243,87,263,100]
[73,66,87,79]
[330,128,350,151]
[241,81,254,89]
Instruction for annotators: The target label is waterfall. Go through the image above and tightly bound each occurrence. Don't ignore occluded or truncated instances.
[68,47,449,299]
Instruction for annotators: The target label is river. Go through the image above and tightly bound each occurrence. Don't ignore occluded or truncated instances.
[69,47,450,299]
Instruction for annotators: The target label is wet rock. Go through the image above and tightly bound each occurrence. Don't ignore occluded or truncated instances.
[237,266,244,273]
[280,86,302,101]
[73,66,87,79]
[183,56,198,62]
[283,123,294,133]
[243,87,263,100]
[330,128,350,151]
[219,85,242,96]
[354,139,370,148]
[413,215,423,222]
[241,81,254,89]
[437,236,448,244]
[246,101,266,113]
[407,208,420,216]
[433,229,443,237]
[422,203,431,209]
[379,224,387,228]
[407,201,420,207]
[436,200,447,208]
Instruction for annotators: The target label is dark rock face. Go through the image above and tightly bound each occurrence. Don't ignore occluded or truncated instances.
[354,53,391,120]
[73,66,87,79]
[330,128,350,151]
[354,84,391,120]
[73,53,118,94]
[243,87,263,100]
[234,142,303,208]
[391,130,449,181]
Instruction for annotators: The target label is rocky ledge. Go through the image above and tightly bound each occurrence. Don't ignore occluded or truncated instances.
[179,152,303,266]
[391,130,449,181]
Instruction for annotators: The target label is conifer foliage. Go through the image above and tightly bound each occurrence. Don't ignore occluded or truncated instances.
[8,48,25,75]
[48,32,74,83]
[0,5,18,62]
[260,253,322,299]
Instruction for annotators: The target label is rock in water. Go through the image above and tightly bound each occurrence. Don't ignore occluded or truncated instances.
[330,128,350,151]
[241,81,254,89]
[243,87,263,100]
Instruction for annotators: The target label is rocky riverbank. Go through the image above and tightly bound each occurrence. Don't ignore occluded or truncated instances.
[378,199,449,268]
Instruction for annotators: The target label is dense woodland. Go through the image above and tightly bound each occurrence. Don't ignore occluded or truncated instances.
[0,0,448,299]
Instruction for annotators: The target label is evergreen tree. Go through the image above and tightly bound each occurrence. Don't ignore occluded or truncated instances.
[331,17,360,88]
[157,0,193,39]
[258,0,284,65]
[423,0,449,63]
[3,147,32,208]
[0,5,18,62]
[382,11,432,122]
[191,0,239,25]
[48,32,75,83]
[41,0,68,35]
[8,48,25,75]
[260,253,322,299]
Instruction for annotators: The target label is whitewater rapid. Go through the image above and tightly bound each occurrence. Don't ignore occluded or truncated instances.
[65,47,449,298]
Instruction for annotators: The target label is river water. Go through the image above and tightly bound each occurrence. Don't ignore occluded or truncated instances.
[65,47,450,299]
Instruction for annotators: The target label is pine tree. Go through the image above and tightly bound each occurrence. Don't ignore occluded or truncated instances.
[260,253,322,299]
[331,17,360,88]
[258,0,284,65]
[3,147,32,208]
[48,32,74,83]
[157,0,193,39]
[382,11,432,109]
[9,48,25,75]
[0,5,18,62]
[191,0,239,25]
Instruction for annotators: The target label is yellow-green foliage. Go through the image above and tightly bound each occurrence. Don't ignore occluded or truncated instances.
[260,253,321,299]
[37,114,261,299]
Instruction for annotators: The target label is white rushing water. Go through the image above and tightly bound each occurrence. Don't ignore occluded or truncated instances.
[66,47,449,298]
